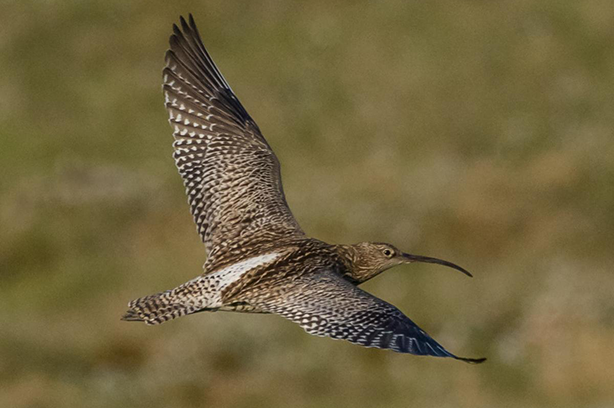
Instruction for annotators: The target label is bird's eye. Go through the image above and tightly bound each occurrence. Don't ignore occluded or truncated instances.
[383,249,393,257]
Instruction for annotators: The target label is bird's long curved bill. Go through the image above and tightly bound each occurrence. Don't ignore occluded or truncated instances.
[402,253,473,277]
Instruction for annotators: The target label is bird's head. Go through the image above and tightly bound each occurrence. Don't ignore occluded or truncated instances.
[339,242,472,283]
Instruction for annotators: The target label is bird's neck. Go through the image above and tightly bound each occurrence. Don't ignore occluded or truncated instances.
[334,244,377,284]
[334,244,356,270]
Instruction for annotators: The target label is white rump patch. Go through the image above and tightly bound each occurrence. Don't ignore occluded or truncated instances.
[214,252,280,290]
[185,252,281,308]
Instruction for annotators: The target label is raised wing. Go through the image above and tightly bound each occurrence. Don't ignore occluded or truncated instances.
[163,15,305,268]
[255,270,485,363]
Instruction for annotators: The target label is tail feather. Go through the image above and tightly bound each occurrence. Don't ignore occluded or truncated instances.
[121,308,144,322]
[123,269,224,325]
[122,290,209,325]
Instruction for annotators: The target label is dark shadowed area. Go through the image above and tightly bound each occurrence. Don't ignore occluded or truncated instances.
[2,1,613,407]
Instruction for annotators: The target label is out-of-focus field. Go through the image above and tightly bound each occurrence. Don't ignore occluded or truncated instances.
[2,1,613,407]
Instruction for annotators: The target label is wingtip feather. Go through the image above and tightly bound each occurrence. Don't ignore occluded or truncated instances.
[180,15,189,31]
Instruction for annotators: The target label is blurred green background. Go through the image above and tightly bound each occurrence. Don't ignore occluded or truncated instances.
[2,1,614,407]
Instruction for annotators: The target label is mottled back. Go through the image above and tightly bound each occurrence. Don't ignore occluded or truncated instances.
[163,16,305,269]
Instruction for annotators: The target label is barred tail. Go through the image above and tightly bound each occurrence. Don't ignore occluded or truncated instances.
[122,278,220,325]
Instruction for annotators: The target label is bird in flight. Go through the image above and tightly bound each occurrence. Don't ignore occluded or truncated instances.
[123,14,485,364]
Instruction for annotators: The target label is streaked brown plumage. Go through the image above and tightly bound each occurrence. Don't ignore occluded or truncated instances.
[123,14,485,364]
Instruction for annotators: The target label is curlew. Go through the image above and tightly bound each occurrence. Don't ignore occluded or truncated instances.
[123,15,485,364]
